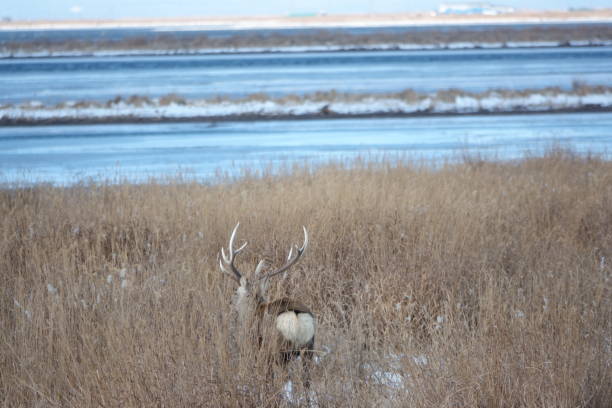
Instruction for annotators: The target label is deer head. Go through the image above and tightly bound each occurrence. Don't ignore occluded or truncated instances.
[219,222,308,307]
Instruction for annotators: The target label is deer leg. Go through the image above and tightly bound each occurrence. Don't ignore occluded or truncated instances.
[301,337,315,389]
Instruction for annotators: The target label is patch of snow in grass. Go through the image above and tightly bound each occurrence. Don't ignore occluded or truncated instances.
[412,354,428,366]
[283,380,318,407]
[46,283,58,295]
[454,96,480,112]
[371,370,405,389]
[13,299,32,320]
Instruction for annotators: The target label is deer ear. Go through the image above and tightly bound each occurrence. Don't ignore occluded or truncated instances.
[258,276,269,297]
[253,260,268,296]
[254,259,266,277]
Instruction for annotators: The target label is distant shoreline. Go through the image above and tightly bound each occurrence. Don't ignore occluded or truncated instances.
[2,106,611,127]
[2,19,611,59]
[2,9,612,31]
[2,39,612,60]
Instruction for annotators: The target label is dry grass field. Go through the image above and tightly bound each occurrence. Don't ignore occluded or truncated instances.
[1,149,611,407]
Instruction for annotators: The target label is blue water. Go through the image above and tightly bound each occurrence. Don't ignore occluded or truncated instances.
[1,33,611,185]
[1,46,611,104]
[1,112,610,185]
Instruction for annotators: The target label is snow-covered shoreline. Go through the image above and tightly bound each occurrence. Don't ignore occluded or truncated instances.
[3,87,611,125]
[2,39,612,59]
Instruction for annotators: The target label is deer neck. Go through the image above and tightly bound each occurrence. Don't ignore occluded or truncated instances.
[232,286,260,327]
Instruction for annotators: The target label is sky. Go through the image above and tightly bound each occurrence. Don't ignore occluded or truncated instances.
[2,0,610,21]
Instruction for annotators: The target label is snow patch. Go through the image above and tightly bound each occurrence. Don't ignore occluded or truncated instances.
[2,88,611,123]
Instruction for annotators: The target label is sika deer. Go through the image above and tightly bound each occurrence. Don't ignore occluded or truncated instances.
[218,223,315,372]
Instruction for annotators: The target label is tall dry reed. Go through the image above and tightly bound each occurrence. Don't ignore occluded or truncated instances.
[1,149,610,407]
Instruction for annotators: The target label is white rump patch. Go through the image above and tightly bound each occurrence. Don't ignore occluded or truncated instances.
[276,311,315,347]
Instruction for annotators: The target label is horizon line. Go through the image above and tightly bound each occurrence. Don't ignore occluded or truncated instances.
[2,8,612,31]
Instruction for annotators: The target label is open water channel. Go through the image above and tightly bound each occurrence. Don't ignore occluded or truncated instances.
[1,112,611,185]
[1,30,611,185]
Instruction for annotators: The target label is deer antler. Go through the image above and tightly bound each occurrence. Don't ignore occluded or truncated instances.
[219,223,248,282]
[258,226,308,281]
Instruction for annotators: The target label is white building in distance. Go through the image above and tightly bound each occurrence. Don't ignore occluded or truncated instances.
[437,3,516,15]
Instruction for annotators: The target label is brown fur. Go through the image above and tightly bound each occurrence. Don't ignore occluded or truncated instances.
[256,297,313,317]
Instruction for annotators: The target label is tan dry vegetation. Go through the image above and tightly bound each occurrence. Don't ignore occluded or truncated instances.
[2,24,612,56]
[7,83,611,112]
[1,150,611,407]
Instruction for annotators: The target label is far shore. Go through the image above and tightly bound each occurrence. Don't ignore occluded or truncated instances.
[2,106,611,127]
[2,9,612,31]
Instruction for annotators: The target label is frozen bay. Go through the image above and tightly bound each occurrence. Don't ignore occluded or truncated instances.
[1,112,611,185]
